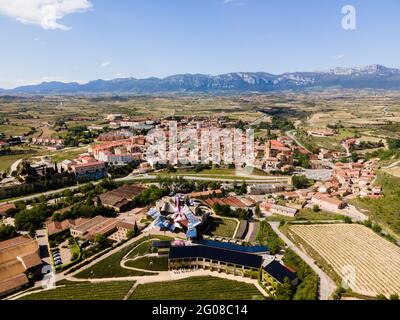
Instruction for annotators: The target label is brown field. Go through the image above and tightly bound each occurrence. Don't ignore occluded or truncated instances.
[289,224,400,297]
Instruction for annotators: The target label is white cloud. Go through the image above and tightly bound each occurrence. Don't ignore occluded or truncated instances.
[0,0,93,30]
[223,0,246,7]
[334,54,345,60]
[100,61,111,68]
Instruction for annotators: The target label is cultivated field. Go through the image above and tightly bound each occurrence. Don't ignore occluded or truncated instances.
[289,224,400,297]
[129,276,264,300]
[19,281,135,300]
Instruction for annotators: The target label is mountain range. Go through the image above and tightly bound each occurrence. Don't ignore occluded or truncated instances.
[2,64,400,95]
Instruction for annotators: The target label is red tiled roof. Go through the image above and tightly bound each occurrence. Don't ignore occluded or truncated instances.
[0,236,32,252]
[72,161,105,169]
[0,273,28,295]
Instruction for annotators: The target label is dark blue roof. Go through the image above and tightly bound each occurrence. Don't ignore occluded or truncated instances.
[263,260,297,284]
[193,239,269,254]
[152,241,172,248]
[169,245,263,269]
[186,228,198,239]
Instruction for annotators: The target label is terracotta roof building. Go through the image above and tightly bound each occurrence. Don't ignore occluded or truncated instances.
[98,184,146,212]
[70,216,121,241]
[46,218,90,236]
[311,193,346,212]
[0,236,42,297]
[204,197,258,210]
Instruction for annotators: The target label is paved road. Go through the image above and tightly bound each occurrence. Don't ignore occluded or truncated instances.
[342,205,368,222]
[286,130,311,153]
[9,159,22,176]
[151,174,290,184]
[383,160,400,169]
[6,174,289,204]
[268,222,337,300]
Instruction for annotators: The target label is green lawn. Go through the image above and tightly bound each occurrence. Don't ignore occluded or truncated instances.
[155,167,280,180]
[297,128,358,152]
[0,124,31,137]
[50,147,88,163]
[266,209,347,222]
[125,256,169,271]
[205,217,238,238]
[0,154,23,172]
[70,240,81,260]
[19,281,135,300]
[75,236,172,279]
[0,146,46,172]
[349,172,400,238]
[126,241,153,259]
[130,276,264,300]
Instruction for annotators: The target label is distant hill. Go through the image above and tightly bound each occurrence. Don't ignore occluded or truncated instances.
[3,64,400,95]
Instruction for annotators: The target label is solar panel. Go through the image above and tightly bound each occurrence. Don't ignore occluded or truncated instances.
[193,239,269,253]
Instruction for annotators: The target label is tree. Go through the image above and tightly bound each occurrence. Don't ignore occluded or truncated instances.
[133,222,139,236]
[333,287,346,300]
[292,175,312,190]
[376,294,388,300]
[126,224,139,240]
[126,230,135,240]
[29,227,36,239]
[254,205,262,218]
[94,234,108,249]
[283,249,318,300]
[274,277,293,300]
[99,179,118,191]
[15,204,50,231]
[344,216,352,224]
[372,224,382,234]
[255,221,284,255]
[364,220,373,228]
[0,225,19,241]
[390,294,399,300]
[312,205,320,213]
[235,182,248,195]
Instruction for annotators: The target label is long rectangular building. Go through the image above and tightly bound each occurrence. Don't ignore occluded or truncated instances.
[0,236,42,297]
[168,241,297,290]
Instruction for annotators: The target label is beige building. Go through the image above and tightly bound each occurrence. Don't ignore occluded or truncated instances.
[108,221,136,242]
[70,216,118,241]
[311,193,346,212]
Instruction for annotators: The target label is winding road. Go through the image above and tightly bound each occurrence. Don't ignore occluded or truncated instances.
[268,222,337,300]
[9,159,22,176]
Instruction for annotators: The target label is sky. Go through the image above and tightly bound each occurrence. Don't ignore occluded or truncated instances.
[0,0,399,88]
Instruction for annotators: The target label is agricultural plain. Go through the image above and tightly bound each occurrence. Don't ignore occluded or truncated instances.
[289,224,400,297]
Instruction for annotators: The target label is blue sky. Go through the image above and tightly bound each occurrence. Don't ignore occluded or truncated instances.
[0,0,399,88]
